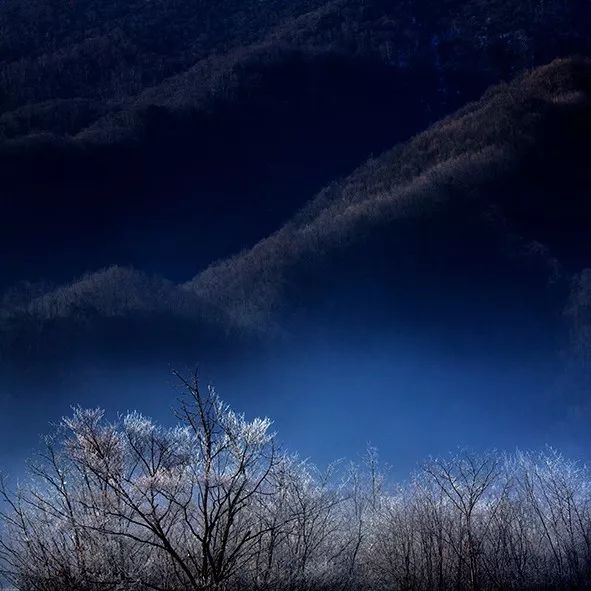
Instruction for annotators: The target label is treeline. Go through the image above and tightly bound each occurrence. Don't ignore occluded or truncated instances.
[1,373,590,590]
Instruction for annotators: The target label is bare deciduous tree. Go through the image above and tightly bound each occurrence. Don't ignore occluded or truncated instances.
[1,375,590,591]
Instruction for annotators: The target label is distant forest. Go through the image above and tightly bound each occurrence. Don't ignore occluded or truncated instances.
[2,0,591,313]
[2,0,590,144]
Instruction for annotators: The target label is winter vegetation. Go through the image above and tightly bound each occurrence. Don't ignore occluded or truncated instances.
[1,373,590,591]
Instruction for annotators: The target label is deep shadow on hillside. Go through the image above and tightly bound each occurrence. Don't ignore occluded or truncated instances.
[2,0,591,288]
[187,58,591,328]
[2,58,591,367]
[0,53,444,287]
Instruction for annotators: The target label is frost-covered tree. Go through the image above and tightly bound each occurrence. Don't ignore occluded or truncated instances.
[1,375,591,591]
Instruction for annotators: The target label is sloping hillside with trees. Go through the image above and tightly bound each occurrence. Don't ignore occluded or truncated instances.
[1,57,590,363]
[2,0,591,298]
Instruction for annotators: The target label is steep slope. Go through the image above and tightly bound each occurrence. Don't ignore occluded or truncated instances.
[2,57,590,362]
[2,0,591,291]
[187,58,591,327]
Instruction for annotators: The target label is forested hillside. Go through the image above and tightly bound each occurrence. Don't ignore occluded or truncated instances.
[2,57,590,364]
[1,0,590,140]
[2,0,591,294]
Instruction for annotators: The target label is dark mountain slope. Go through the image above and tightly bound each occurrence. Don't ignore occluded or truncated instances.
[2,0,590,135]
[2,0,591,289]
[2,57,590,362]
[187,58,591,327]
